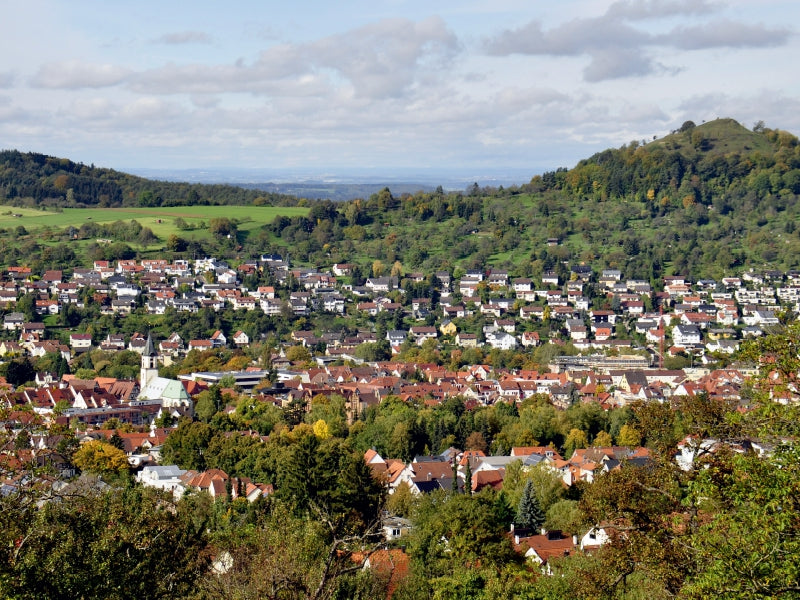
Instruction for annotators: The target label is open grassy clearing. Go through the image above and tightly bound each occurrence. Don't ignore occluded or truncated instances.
[0,205,309,239]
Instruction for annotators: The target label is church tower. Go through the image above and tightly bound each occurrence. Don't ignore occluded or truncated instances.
[140,333,159,389]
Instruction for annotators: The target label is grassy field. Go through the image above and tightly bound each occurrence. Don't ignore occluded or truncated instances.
[0,205,309,240]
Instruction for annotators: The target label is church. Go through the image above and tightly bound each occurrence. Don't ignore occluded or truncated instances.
[138,334,193,417]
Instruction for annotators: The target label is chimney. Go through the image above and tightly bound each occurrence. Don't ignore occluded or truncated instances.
[541,527,547,536]
[572,534,578,545]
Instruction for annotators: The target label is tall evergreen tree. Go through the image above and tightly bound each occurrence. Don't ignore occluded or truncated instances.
[516,479,545,531]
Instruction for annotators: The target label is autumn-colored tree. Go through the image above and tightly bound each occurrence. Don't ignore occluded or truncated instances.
[286,345,312,364]
[563,428,588,459]
[72,440,129,474]
[313,419,331,440]
[464,431,487,453]
[592,431,613,447]
[390,260,403,278]
[616,424,642,447]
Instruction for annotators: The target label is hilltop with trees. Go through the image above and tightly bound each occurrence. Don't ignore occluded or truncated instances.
[1,118,799,283]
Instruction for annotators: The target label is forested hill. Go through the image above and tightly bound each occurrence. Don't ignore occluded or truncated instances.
[2,118,799,284]
[266,118,798,283]
[0,150,300,208]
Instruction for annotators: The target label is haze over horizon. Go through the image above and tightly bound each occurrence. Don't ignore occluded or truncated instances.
[1,1,798,176]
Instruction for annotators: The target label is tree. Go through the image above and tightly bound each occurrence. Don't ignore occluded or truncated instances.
[286,345,312,364]
[6,358,35,387]
[72,440,129,475]
[194,390,218,422]
[515,479,545,531]
[592,431,613,447]
[681,441,800,598]
[616,424,641,447]
[464,431,487,453]
[199,501,388,600]
[160,419,214,470]
[167,234,187,252]
[313,419,331,440]
[563,428,588,459]
[1,484,209,599]
[545,499,583,535]
[209,217,236,237]
[386,481,414,518]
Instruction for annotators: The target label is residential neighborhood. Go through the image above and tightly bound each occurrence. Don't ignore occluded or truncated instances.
[0,252,798,596]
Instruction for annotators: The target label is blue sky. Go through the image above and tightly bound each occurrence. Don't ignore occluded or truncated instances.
[1,0,798,178]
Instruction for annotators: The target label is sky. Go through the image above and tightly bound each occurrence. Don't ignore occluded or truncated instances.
[1,0,799,180]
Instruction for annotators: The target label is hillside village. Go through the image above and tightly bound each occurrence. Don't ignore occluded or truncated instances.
[0,248,800,592]
[1,251,795,427]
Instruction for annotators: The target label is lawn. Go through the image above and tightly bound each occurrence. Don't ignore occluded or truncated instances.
[0,205,309,240]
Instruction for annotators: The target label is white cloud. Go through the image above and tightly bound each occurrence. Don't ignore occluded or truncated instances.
[663,19,791,50]
[484,3,792,81]
[605,0,717,21]
[129,17,459,100]
[30,60,131,89]
[153,31,212,45]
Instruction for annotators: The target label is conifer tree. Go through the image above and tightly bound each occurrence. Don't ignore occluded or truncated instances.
[516,479,545,531]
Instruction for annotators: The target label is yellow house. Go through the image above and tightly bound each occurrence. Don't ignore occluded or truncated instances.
[439,320,458,336]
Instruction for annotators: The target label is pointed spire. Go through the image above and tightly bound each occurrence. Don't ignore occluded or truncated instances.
[144,332,157,357]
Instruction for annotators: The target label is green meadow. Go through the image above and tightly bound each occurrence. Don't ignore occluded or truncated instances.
[0,205,309,240]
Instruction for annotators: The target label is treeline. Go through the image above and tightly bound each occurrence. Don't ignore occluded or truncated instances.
[0,150,300,207]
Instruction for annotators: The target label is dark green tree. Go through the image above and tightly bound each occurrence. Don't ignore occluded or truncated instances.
[515,479,545,531]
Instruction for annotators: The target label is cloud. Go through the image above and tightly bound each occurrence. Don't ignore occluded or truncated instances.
[583,49,660,82]
[306,16,460,98]
[153,31,213,45]
[0,71,15,88]
[664,19,791,50]
[605,0,717,21]
[30,60,131,89]
[0,96,29,123]
[485,18,649,57]
[130,17,459,100]
[484,3,792,82]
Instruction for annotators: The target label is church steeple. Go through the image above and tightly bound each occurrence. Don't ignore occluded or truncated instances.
[140,333,159,388]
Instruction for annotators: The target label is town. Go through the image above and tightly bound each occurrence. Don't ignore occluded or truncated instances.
[1,252,794,430]
[1,249,796,589]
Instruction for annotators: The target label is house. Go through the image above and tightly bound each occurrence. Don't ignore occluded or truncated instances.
[210,330,227,348]
[513,529,577,574]
[232,331,250,347]
[521,331,541,347]
[485,330,517,350]
[456,333,478,348]
[188,339,213,352]
[386,330,407,347]
[409,326,437,345]
[672,324,702,347]
[365,277,397,292]
[3,312,25,331]
[439,320,457,336]
[69,333,93,350]
[137,464,188,498]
